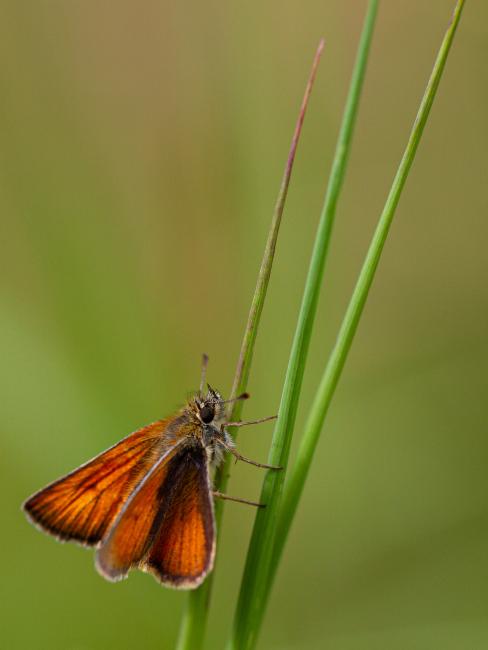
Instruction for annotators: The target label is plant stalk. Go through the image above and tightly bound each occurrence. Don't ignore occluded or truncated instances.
[175,39,324,650]
[229,2,379,649]
[254,0,465,644]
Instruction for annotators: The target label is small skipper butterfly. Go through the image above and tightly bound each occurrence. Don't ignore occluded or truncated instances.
[23,355,278,589]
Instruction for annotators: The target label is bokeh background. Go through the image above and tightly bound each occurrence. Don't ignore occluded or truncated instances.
[1,1,487,648]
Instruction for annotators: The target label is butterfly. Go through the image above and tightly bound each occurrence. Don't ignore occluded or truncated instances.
[23,355,278,589]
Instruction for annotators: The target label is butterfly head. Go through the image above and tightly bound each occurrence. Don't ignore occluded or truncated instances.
[189,385,226,428]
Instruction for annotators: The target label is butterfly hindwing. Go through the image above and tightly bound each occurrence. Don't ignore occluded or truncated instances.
[96,441,215,588]
[143,442,215,588]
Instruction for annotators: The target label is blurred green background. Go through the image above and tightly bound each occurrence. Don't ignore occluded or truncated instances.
[1,1,487,648]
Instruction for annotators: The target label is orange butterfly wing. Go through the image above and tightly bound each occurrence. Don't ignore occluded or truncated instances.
[143,442,215,588]
[23,419,176,546]
[96,442,215,589]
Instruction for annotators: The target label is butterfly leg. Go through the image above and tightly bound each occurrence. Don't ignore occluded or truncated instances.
[212,491,264,508]
[224,415,277,428]
[226,446,283,470]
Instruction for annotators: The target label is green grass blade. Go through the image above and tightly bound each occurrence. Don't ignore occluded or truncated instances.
[175,41,324,650]
[270,0,466,628]
[229,2,379,649]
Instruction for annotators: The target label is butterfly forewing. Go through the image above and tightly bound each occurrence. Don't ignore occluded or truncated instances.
[97,441,215,588]
[23,419,176,546]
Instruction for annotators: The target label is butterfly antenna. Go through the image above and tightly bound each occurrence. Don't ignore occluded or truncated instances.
[220,392,250,405]
[200,353,209,396]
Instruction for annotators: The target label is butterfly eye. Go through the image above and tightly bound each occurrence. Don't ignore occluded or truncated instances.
[199,405,214,424]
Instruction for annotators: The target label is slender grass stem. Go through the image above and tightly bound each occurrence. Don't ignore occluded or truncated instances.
[231,1,465,648]
[270,0,466,603]
[228,3,378,649]
[175,40,324,650]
